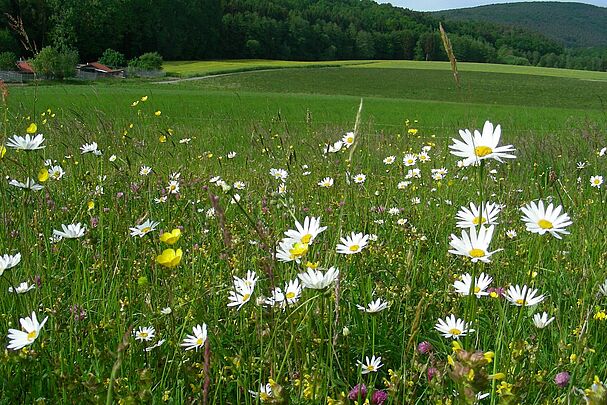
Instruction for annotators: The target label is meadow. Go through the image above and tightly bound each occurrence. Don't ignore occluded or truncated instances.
[1,61,607,404]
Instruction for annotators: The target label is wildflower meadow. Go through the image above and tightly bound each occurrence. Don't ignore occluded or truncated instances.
[1,67,607,404]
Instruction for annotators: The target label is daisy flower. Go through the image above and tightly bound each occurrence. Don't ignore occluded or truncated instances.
[233,181,246,190]
[455,202,501,229]
[269,168,288,181]
[505,285,545,307]
[249,383,274,401]
[453,272,493,297]
[336,232,369,254]
[449,121,516,166]
[181,323,208,351]
[318,177,334,188]
[506,229,517,239]
[284,216,327,245]
[130,219,159,237]
[227,151,237,158]
[353,173,366,184]
[48,165,65,180]
[53,223,86,239]
[134,326,156,342]
[0,253,21,276]
[9,178,44,191]
[533,312,555,328]
[590,175,603,188]
[357,355,383,374]
[520,200,572,239]
[405,168,421,179]
[167,180,180,194]
[448,225,501,263]
[6,133,45,150]
[342,131,355,148]
[7,311,48,350]
[276,238,308,263]
[599,279,607,297]
[356,298,389,313]
[383,155,396,165]
[80,142,99,154]
[403,153,417,166]
[434,314,474,339]
[8,281,35,294]
[298,267,339,289]
[325,140,343,153]
[418,151,431,163]
[139,166,152,176]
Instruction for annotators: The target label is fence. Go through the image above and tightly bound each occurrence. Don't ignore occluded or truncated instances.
[0,71,35,83]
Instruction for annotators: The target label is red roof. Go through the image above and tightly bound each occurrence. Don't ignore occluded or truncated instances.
[16,61,34,74]
[81,62,115,73]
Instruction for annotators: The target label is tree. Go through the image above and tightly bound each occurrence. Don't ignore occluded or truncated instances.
[99,49,126,68]
[30,46,78,79]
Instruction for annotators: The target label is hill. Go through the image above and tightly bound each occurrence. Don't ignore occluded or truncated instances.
[434,1,607,48]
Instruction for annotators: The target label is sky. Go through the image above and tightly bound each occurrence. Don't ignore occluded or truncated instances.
[375,0,607,11]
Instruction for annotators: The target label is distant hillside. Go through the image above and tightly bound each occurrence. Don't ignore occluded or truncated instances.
[434,2,607,48]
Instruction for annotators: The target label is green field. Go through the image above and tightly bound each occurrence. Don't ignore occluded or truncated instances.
[1,61,607,403]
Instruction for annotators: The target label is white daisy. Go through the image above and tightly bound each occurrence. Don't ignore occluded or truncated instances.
[80,142,99,154]
[9,178,44,191]
[167,180,180,194]
[53,223,86,239]
[449,121,516,166]
[356,298,389,313]
[139,166,152,176]
[0,253,21,276]
[181,323,208,351]
[8,281,35,294]
[276,238,308,263]
[269,168,288,181]
[434,314,474,339]
[48,165,65,180]
[284,216,327,245]
[403,153,417,166]
[520,200,572,239]
[532,312,555,329]
[7,311,48,350]
[590,175,603,188]
[342,131,355,148]
[504,284,545,307]
[129,219,159,237]
[353,173,366,184]
[455,202,501,229]
[6,134,45,150]
[506,229,517,239]
[383,155,396,165]
[357,355,383,374]
[227,151,237,159]
[418,151,431,163]
[336,232,369,255]
[453,273,493,297]
[298,267,339,290]
[448,225,501,263]
[325,140,343,153]
[318,177,334,188]
[134,326,156,342]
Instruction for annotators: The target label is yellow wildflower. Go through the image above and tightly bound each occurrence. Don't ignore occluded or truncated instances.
[156,248,183,268]
[160,229,181,245]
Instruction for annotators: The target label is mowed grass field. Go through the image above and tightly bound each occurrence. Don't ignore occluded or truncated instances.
[1,61,607,403]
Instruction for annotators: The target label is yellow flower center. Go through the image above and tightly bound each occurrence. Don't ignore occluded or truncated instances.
[27,331,37,341]
[260,393,271,401]
[475,146,493,157]
[346,137,354,143]
[140,332,148,338]
[474,286,481,293]
[286,292,296,299]
[366,365,375,371]
[301,234,312,244]
[196,338,204,345]
[538,219,553,229]
[516,298,526,305]
[472,216,486,225]
[289,243,308,259]
[142,227,151,234]
[242,293,251,302]
[349,244,360,252]
[449,328,462,336]
[469,248,485,258]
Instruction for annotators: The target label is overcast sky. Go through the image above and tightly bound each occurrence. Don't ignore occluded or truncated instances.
[375,0,607,11]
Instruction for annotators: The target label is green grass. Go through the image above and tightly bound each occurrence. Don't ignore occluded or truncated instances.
[162,59,369,78]
[1,64,607,403]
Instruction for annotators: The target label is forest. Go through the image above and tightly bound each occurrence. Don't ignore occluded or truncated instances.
[1,0,606,72]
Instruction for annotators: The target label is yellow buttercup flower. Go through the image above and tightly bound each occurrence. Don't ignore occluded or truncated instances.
[87,201,95,211]
[38,168,49,182]
[154,111,161,116]
[156,248,182,268]
[26,123,37,134]
[141,96,148,102]
[159,135,167,143]
[160,229,181,245]
[0,145,6,158]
